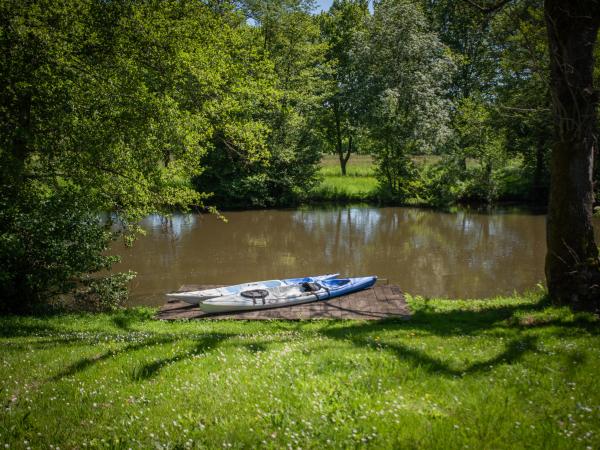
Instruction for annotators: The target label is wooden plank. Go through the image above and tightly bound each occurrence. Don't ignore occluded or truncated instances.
[156,284,410,321]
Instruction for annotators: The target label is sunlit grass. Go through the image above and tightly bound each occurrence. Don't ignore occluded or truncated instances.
[311,176,379,203]
[314,154,442,202]
[320,155,375,177]
[313,155,378,202]
[1,292,599,448]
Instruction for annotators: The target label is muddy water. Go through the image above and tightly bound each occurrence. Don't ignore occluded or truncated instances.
[111,206,600,306]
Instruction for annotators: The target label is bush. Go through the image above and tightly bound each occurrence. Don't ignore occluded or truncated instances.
[194,143,321,209]
[0,186,131,313]
[73,271,136,312]
[416,156,532,206]
[417,159,465,207]
[373,149,419,203]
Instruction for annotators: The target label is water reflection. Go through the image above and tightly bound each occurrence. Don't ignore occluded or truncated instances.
[110,206,600,306]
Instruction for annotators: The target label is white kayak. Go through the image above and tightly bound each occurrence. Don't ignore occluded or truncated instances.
[165,273,339,305]
[200,276,377,313]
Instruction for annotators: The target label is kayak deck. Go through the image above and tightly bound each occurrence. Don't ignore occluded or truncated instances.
[157,283,409,321]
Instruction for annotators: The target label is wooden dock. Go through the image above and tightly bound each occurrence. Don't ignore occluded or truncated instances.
[156,284,410,321]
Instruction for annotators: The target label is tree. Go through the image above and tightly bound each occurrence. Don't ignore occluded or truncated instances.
[492,0,553,202]
[0,0,270,310]
[422,0,499,100]
[462,0,600,309]
[319,0,369,175]
[196,0,325,208]
[453,96,507,203]
[354,0,453,201]
[544,0,600,308]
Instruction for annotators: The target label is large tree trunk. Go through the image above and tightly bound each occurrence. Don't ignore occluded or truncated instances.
[531,135,546,203]
[544,0,600,309]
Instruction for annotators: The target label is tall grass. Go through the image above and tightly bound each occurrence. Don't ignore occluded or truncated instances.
[1,292,599,448]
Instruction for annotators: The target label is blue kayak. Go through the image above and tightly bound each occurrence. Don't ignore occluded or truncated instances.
[166,273,340,305]
[200,276,377,313]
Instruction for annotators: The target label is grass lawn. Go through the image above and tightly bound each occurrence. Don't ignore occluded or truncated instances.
[1,293,599,449]
[311,155,378,202]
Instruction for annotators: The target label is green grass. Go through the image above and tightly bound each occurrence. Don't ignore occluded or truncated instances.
[311,155,378,202]
[319,154,376,177]
[1,292,599,448]
[311,154,443,203]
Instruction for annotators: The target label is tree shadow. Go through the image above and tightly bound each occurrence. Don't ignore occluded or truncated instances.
[326,331,538,377]
[316,296,596,377]
[50,335,179,381]
[240,342,268,353]
[110,309,155,330]
[129,336,285,381]
[320,296,598,339]
[0,318,61,338]
[3,336,90,350]
[129,333,230,381]
[111,315,134,330]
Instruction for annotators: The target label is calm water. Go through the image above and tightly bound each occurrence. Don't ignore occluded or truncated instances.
[111,206,600,306]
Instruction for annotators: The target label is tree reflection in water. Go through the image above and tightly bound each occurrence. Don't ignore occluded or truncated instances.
[111,206,600,305]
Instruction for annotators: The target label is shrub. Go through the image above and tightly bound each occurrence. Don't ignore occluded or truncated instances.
[0,186,130,313]
[73,271,137,312]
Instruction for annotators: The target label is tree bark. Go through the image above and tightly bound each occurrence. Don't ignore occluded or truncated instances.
[531,135,546,203]
[544,0,600,310]
[339,151,348,176]
[340,135,352,176]
[333,101,352,176]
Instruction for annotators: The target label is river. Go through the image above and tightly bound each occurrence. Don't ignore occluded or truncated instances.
[111,206,600,306]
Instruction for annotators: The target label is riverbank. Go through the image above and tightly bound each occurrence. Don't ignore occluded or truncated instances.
[2,292,599,448]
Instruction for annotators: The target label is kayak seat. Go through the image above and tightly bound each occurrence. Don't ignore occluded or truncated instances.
[301,282,321,292]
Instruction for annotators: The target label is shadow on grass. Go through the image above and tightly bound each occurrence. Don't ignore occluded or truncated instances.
[129,337,287,380]
[241,342,268,353]
[316,295,598,377]
[321,296,598,339]
[110,309,153,330]
[14,294,598,384]
[129,333,228,381]
[48,332,285,383]
[0,308,154,337]
[50,335,180,381]
[0,318,61,338]
[3,336,91,351]
[320,329,539,377]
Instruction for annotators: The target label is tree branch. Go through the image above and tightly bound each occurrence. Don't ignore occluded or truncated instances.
[463,0,512,14]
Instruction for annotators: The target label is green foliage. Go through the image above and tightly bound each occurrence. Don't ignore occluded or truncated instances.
[452,96,507,203]
[491,0,552,202]
[352,0,454,201]
[194,0,325,208]
[414,0,556,206]
[418,157,466,207]
[0,1,278,309]
[318,0,369,173]
[374,150,420,202]
[74,271,137,312]
[421,0,498,99]
[0,185,117,312]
